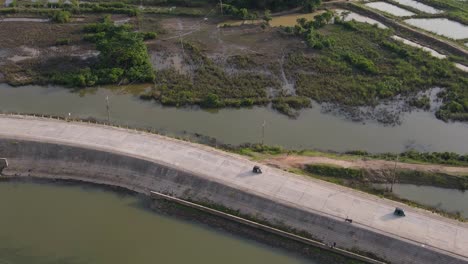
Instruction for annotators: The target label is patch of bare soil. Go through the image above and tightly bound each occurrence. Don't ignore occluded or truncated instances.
[264,155,468,175]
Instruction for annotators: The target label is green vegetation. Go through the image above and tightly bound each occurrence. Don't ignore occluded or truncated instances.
[365,150,468,167]
[297,163,467,220]
[416,0,468,24]
[230,143,468,167]
[272,96,311,117]
[146,41,279,108]
[396,169,468,190]
[285,11,335,49]
[305,164,363,180]
[282,18,468,121]
[221,0,322,12]
[50,10,71,23]
[303,163,467,190]
[50,16,155,87]
[409,95,430,110]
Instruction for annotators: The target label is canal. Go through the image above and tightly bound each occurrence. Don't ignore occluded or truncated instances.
[1,84,467,153]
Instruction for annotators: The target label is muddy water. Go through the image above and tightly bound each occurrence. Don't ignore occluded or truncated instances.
[219,12,323,27]
[269,12,324,27]
[365,2,416,17]
[0,182,319,264]
[373,184,468,218]
[1,84,468,153]
[405,18,468,39]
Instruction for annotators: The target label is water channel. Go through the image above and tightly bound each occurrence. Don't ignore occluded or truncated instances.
[0,182,324,264]
[373,184,468,218]
[1,84,468,153]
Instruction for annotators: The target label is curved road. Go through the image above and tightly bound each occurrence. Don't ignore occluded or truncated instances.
[0,115,467,261]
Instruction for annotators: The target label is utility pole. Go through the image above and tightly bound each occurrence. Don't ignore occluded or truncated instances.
[106,96,110,123]
[390,154,399,192]
[261,120,266,145]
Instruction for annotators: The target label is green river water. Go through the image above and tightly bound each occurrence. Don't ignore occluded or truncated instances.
[1,84,467,153]
[0,182,324,264]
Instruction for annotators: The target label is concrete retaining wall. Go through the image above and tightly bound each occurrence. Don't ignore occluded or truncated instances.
[0,158,7,174]
[0,138,465,264]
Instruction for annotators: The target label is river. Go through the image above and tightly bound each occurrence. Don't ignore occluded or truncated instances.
[0,182,331,264]
[1,84,467,153]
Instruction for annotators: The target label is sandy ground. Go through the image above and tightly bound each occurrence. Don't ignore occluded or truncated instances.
[264,155,468,175]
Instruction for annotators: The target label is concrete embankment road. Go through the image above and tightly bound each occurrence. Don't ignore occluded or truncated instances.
[0,115,467,263]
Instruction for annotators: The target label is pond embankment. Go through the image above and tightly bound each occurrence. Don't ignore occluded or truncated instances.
[324,2,468,58]
[0,115,467,264]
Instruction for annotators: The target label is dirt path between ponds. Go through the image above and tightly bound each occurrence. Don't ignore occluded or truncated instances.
[264,155,468,175]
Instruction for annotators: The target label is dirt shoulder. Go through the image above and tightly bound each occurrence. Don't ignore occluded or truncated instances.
[264,155,468,176]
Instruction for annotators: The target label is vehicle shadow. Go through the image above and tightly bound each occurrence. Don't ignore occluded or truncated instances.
[236,171,259,178]
[380,213,400,221]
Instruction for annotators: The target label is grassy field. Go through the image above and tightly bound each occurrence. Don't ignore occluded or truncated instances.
[0,6,466,121]
[284,20,468,121]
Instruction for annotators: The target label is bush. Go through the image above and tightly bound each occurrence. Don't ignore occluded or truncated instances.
[409,95,430,110]
[342,52,378,74]
[50,11,71,23]
[305,164,363,179]
[56,38,71,45]
[141,32,157,40]
[52,16,154,87]
[202,93,222,108]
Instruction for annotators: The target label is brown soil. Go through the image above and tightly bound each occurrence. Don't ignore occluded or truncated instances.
[264,155,468,175]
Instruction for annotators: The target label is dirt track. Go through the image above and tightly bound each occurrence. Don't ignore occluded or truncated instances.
[264,155,468,175]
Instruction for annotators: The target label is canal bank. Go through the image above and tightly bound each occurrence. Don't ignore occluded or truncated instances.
[1,84,468,153]
[0,115,466,264]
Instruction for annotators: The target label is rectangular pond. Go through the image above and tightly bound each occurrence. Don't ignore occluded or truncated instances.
[365,2,415,17]
[335,9,388,29]
[405,18,468,39]
[393,0,441,14]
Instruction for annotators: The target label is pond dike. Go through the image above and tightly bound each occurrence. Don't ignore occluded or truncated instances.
[324,2,468,58]
[0,115,467,264]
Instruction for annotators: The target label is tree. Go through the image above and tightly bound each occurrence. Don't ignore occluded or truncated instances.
[239,8,249,19]
[51,11,71,23]
[263,10,272,25]
[202,93,222,108]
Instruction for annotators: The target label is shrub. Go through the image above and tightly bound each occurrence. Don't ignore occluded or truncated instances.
[56,38,71,45]
[342,52,378,74]
[141,32,157,40]
[202,93,222,108]
[305,164,363,179]
[50,11,71,23]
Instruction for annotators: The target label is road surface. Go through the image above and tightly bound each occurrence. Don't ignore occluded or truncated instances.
[0,115,466,261]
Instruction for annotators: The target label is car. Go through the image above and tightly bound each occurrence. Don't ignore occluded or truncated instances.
[252,166,262,174]
[394,207,405,217]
